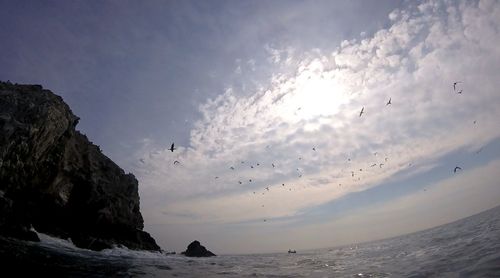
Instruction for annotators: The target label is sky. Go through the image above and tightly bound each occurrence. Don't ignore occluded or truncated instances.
[1,0,500,254]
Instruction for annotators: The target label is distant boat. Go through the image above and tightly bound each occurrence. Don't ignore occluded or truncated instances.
[288,249,297,254]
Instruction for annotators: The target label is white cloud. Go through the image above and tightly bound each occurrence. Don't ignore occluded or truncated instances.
[135,0,500,229]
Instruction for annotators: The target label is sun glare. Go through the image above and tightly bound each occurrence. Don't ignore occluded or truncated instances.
[279,62,350,123]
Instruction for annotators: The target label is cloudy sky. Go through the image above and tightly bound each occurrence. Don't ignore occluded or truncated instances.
[1,0,500,254]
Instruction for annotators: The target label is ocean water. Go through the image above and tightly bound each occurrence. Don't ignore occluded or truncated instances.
[1,205,499,277]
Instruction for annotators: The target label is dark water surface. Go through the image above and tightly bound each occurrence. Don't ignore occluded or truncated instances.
[1,205,499,277]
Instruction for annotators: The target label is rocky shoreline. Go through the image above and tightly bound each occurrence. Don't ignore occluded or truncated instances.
[0,81,160,251]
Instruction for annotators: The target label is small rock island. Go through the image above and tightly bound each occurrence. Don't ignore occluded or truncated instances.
[0,81,160,251]
[182,240,216,257]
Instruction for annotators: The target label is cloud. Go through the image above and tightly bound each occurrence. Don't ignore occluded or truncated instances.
[135,0,500,228]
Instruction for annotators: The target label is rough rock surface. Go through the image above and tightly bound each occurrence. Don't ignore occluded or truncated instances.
[181,240,216,257]
[0,81,160,251]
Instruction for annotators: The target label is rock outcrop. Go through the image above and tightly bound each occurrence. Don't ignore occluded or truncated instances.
[181,240,216,257]
[0,81,160,251]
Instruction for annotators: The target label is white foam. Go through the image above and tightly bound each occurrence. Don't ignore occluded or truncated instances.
[101,245,166,259]
[34,229,80,250]
[32,228,169,260]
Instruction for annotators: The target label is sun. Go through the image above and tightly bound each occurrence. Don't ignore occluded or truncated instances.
[278,60,350,122]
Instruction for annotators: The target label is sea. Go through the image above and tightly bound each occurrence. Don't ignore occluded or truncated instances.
[1,205,499,277]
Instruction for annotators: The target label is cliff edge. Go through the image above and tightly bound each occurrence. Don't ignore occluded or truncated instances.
[0,81,160,251]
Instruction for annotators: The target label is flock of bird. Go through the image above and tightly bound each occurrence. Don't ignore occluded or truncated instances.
[150,81,480,222]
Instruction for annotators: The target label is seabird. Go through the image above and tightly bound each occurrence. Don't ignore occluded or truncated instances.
[215,176,219,179]
[169,143,176,152]
[239,181,242,184]
[351,171,355,177]
[386,98,391,106]
[473,120,476,124]
[379,163,384,168]
[359,107,364,117]
[173,160,180,165]
[453,81,462,91]
[251,165,254,168]
[457,90,463,94]
[249,179,252,182]
[312,147,316,151]
[272,163,276,168]
[230,166,235,170]
[139,158,145,163]
[370,163,377,167]
[265,187,269,191]
[454,166,462,173]
[282,183,285,186]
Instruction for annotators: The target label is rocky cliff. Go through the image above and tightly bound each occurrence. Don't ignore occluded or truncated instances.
[0,81,160,251]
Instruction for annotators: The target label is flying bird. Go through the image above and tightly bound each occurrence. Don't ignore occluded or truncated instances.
[386,98,392,106]
[457,90,463,94]
[230,166,235,170]
[359,107,364,117]
[312,147,316,151]
[272,163,275,168]
[379,163,384,168]
[265,187,269,191]
[454,166,462,173]
[453,81,462,91]
[169,143,176,152]
[370,163,377,167]
[173,160,180,165]
[139,158,145,164]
